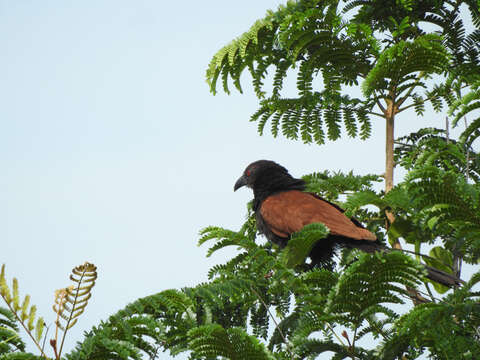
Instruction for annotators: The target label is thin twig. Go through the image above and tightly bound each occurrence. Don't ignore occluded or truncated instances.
[394,140,413,147]
[398,84,469,113]
[250,286,294,357]
[424,282,436,303]
[351,326,358,360]
[366,316,389,339]
[464,115,470,184]
[397,92,440,113]
[399,286,440,303]
[367,111,385,118]
[451,115,470,281]
[446,116,450,144]
[325,322,347,347]
[41,324,50,355]
[390,248,455,272]
[376,99,386,114]
[395,71,425,108]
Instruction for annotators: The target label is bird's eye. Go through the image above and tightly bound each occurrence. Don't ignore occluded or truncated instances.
[246,170,251,177]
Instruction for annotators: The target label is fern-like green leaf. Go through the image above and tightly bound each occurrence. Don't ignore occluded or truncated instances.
[0,265,45,356]
[188,324,275,360]
[363,35,450,97]
[0,307,25,354]
[281,223,330,268]
[326,252,423,326]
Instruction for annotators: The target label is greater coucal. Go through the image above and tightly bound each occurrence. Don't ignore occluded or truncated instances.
[234,159,460,287]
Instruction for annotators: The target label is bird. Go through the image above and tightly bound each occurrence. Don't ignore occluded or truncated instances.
[234,159,461,287]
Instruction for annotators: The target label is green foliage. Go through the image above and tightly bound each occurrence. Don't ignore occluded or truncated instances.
[379,272,480,359]
[405,166,480,263]
[207,0,378,144]
[0,354,46,360]
[0,263,99,360]
[188,324,275,360]
[0,265,46,357]
[281,223,330,267]
[362,34,449,97]
[289,252,424,358]
[66,290,190,359]
[395,127,480,181]
[303,170,382,201]
[206,0,478,147]
[339,159,480,266]
[66,1,479,358]
[326,252,422,325]
[449,80,480,151]
[0,307,25,355]
[65,182,441,359]
[198,222,430,359]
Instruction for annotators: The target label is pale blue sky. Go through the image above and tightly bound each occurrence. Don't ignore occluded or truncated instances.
[0,1,475,357]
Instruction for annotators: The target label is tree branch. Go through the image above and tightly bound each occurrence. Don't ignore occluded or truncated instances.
[250,286,293,356]
[367,111,385,118]
[376,99,387,114]
[396,72,425,108]
[397,92,440,113]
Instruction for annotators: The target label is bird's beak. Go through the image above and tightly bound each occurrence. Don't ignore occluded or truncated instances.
[234,174,247,191]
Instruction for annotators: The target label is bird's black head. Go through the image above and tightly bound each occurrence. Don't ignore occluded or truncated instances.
[234,160,288,191]
[234,160,305,198]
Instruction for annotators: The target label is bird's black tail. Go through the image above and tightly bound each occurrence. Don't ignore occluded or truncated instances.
[423,264,462,287]
[330,237,463,288]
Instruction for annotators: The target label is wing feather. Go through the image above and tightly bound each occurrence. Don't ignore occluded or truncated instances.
[260,190,376,241]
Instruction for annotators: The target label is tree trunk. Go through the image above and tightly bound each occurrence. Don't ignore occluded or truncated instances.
[385,100,396,224]
[385,115,395,188]
[384,99,427,304]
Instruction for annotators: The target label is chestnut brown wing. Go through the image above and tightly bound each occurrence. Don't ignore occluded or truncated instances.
[260,190,376,241]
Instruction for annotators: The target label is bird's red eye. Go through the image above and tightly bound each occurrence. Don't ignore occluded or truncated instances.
[246,170,251,177]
